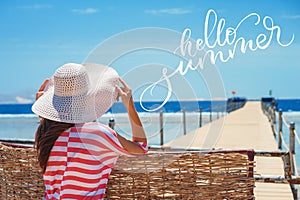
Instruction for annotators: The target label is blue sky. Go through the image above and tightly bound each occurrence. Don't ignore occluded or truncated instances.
[0,0,299,103]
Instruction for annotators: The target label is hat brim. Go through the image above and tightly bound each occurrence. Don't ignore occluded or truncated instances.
[32,63,119,123]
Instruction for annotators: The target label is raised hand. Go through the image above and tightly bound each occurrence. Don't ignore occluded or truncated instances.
[115,78,133,109]
[36,79,50,100]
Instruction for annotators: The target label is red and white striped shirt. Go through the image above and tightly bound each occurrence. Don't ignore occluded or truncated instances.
[43,122,148,200]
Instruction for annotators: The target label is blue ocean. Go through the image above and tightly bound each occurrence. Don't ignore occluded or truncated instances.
[0,99,300,143]
[0,99,299,176]
[0,100,228,143]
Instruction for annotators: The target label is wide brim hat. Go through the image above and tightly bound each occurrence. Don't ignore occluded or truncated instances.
[32,63,119,123]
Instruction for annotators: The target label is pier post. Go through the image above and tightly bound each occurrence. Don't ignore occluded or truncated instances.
[108,118,115,130]
[160,111,164,146]
[182,108,186,135]
[272,106,276,124]
[209,105,212,122]
[289,122,295,175]
[270,106,276,138]
[289,122,298,200]
[199,107,202,127]
[278,110,282,150]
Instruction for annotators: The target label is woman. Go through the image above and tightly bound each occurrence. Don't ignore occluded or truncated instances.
[33,63,148,199]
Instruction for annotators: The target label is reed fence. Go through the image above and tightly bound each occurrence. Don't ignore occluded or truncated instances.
[0,143,255,200]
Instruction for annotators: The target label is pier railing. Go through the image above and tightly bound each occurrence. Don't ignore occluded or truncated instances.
[261,101,300,199]
[158,101,245,145]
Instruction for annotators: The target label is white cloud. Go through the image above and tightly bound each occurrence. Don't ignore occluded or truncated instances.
[71,8,99,15]
[282,14,300,19]
[18,4,53,10]
[16,96,33,104]
[145,8,191,15]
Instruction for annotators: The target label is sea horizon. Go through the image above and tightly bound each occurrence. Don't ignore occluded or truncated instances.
[0,98,300,114]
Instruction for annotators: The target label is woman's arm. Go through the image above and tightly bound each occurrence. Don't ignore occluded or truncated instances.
[115,78,147,154]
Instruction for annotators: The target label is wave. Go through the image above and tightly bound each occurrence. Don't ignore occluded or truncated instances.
[281,111,300,117]
[0,114,38,118]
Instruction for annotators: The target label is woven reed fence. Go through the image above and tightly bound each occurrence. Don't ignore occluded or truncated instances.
[0,143,44,199]
[106,150,255,200]
[0,143,255,199]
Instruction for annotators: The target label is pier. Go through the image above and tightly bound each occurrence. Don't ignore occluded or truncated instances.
[163,101,298,199]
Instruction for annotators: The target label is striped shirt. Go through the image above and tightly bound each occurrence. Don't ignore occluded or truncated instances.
[43,122,148,200]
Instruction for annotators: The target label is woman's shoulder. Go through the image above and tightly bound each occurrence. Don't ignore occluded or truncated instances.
[73,121,117,137]
[72,121,126,153]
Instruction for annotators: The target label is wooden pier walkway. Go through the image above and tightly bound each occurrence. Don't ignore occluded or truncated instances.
[163,101,294,199]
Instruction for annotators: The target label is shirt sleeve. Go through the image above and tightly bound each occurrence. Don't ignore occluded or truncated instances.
[73,123,133,156]
[98,125,134,156]
[78,122,148,156]
[97,123,148,154]
[133,141,148,153]
[100,125,149,154]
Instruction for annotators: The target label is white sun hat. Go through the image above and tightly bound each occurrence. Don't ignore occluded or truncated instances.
[32,63,119,123]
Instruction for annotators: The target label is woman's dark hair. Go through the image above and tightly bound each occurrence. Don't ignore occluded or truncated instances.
[35,118,74,173]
